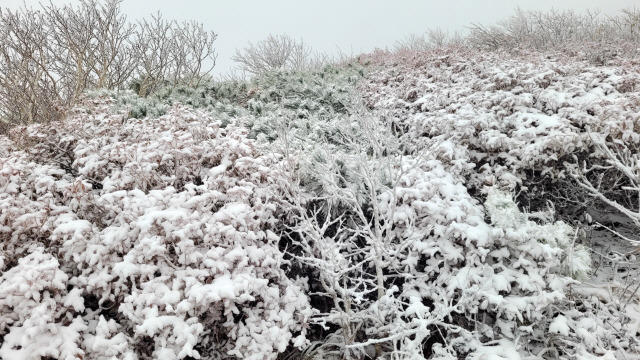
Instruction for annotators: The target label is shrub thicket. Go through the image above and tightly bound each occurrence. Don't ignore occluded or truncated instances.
[1,6,640,360]
[0,0,217,133]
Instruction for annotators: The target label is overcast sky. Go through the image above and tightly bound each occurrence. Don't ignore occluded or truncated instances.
[1,0,638,76]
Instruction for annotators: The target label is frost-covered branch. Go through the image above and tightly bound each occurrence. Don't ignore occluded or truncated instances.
[232,34,327,75]
[568,132,640,232]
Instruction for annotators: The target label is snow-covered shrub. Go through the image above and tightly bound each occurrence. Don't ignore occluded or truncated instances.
[284,137,633,358]
[272,101,633,358]
[94,63,362,121]
[2,40,640,360]
[0,97,313,359]
[0,248,86,360]
[359,47,640,217]
[88,83,251,122]
[350,46,640,358]
[82,315,137,360]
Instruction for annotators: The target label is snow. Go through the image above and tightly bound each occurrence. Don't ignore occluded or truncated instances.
[549,315,571,336]
[1,46,639,359]
[208,157,232,177]
[468,339,522,360]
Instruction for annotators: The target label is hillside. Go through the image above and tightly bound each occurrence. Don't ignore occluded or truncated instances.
[1,47,639,359]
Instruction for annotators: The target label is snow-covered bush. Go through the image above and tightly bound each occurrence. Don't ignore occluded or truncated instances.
[349,46,640,358]
[0,97,313,359]
[0,248,86,360]
[2,41,640,359]
[360,47,640,217]
[275,102,635,358]
[91,64,363,143]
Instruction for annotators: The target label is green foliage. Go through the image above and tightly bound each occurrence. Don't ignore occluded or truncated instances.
[92,64,365,132]
[89,64,367,157]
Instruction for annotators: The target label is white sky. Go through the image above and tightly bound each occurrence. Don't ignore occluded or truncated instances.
[1,0,638,76]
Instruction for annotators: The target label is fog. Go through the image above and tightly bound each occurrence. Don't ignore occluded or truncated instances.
[2,0,638,75]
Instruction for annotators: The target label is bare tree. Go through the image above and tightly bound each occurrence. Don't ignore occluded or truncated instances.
[468,8,640,51]
[0,0,218,132]
[173,20,218,87]
[131,13,217,96]
[395,28,465,51]
[232,34,327,75]
[86,0,137,89]
[0,7,63,131]
[394,33,432,51]
[45,0,99,100]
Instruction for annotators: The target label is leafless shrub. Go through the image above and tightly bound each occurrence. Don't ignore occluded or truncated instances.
[395,28,465,51]
[131,13,217,96]
[568,132,640,250]
[0,0,217,132]
[0,7,64,132]
[232,34,328,75]
[468,8,640,51]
